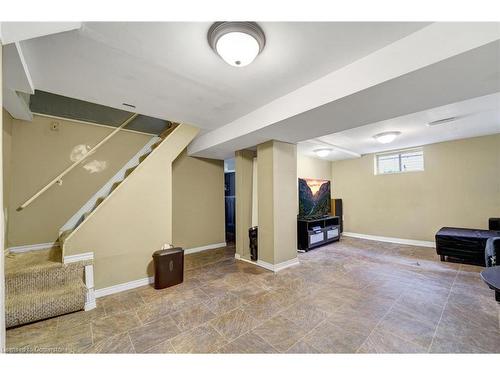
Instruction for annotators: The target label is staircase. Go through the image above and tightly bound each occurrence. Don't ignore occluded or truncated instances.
[59,124,176,249]
[5,247,88,328]
[5,123,178,328]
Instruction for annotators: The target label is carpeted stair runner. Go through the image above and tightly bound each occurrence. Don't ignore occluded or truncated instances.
[5,247,88,328]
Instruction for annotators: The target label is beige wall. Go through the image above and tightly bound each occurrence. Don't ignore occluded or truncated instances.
[64,124,199,289]
[2,110,13,246]
[7,115,152,247]
[331,134,500,242]
[172,149,225,249]
[297,154,332,180]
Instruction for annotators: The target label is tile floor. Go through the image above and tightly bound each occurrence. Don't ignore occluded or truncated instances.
[6,237,500,353]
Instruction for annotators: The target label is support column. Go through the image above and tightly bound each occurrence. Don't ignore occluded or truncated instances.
[257,140,298,270]
[235,149,255,260]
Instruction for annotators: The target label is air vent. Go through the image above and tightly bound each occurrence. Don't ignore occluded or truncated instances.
[427,116,459,126]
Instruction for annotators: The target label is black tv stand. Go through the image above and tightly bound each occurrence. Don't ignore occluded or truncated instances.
[297,215,340,251]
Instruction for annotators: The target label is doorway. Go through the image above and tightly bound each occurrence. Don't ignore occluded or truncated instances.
[224,159,235,244]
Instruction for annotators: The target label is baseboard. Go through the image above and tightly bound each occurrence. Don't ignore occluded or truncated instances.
[342,232,435,248]
[235,254,300,272]
[95,276,154,298]
[270,257,301,272]
[184,242,227,255]
[7,241,59,253]
[63,252,94,264]
[75,244,226,299]
[84,300,97,311]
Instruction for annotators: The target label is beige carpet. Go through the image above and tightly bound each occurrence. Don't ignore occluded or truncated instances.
[5,247,87,328]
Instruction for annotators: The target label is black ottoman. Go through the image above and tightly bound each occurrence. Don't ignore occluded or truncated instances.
[435,227,500,265]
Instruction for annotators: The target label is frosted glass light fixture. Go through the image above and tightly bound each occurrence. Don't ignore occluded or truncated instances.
[314,148,332,158]
[373,131,401,144]
[208,22,265,67]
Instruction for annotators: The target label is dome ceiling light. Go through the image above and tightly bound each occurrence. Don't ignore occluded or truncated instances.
[208,22,266,67]
[373,131,401,144]
[314,148,333,158]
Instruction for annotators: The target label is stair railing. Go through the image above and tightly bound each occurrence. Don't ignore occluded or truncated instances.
[17,113,139,211]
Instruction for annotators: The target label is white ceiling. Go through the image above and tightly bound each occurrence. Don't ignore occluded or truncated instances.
[188,23,500,159]
[298,92,500,161]
[3,22,499,162]
[18,22,429,129]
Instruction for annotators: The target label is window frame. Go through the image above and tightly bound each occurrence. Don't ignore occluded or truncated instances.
[374,147,425,175]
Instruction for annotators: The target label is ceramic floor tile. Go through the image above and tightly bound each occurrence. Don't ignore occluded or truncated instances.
[100,290,145,315]
[286,339,321,353]
[170,303,216,331]
[6,318,58,350]
[144,339,176,353]
[302,289,346,314]
[199,279,234,298]
[240,293,285,321]
[279,302,329,331]
[91,311,141,344]
[303,321,367,353]
[433,320,500,353]
[252,315,308,352]
[326,305,383,337]
[56,304,107,331]
[170,324,228,353]
[228,282,269,303]
[429,334,489,353]
[204,292,243,315]
[7,238,499,354]
[83,333,134,354]
[210,308,260,341]
[357,329,427,353]
[440,298,499,332]
[376,306,437,348]
[266,287,303,309]
[128,316,181,353]
[161,287,210,310]
[217,332,278,353]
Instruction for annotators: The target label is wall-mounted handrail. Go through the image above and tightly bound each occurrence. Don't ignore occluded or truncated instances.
[17,113,139,211]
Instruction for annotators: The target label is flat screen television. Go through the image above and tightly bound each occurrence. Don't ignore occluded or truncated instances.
[298,178,331,219]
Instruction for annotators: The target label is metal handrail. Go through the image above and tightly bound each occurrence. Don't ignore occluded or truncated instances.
[17,113,138,211]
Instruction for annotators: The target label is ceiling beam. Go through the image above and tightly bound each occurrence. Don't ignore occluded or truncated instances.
[0,22,81,45]
[310,139,361,158]
[188,22,500,158]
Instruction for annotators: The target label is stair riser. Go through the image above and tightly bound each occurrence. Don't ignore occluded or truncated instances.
[6,268,84,294]
[6,283,86,328]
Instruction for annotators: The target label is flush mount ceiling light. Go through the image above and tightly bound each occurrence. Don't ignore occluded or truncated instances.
[208,22,266,67]
[314,148,333,158]
[373,131,401,144]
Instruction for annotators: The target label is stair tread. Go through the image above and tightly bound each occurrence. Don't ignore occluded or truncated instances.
[6,279,86,303]
[5,247,62,277]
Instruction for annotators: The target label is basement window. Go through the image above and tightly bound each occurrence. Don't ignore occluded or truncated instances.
[375,148,424,175]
